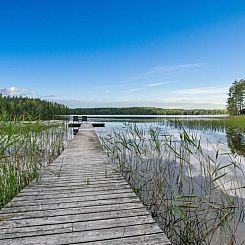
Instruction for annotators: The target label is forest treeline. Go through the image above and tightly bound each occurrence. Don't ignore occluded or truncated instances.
[0,95,227,119]
[71,107,227,115]
[227,79,245,115]
[0,95,69,119]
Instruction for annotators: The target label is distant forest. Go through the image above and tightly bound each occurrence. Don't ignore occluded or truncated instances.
[0,95,69,119]
[71,107,227,115]
[0,95,227,120]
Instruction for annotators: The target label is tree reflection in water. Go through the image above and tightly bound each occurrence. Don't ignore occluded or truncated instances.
[226,128,245,157]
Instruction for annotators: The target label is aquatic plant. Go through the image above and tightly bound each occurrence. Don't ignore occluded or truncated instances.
[0,115,72,209]
[167,115,245,131]
[100,123,245,245]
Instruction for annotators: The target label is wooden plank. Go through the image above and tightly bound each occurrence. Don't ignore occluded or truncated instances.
[29,178,127,187]
[82,233,170,245]
[0,215,153,239]
[0,124,170,244]
[39,172,121,179]
[1,197,141,214]
[0,208,148,229]
[0,202,144,221]
[17,183,130,196]
[13,189,133,202]
[6,192,137,208]
[25,180,127,190]
[16,185,132,197]
[0,223,167,245]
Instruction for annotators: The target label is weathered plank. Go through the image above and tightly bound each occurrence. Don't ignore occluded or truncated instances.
[0,124,170,244]
[0,215,154,239]
[12,189,134,203]
[6,192,137,207]
[15,185,132,198]
[16,185,131,198]
[0,202,144,221]
[0,223,166,245]
[1,197,141,214]
[0,208,148,229]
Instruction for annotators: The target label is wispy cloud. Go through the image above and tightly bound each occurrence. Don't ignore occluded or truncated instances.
[0,87,33,97]
[126,63,202,83]
[57,97,225,109]
[124,87,143,93]
[173,86,228,95]
[41,94,60,99]
[124,80,168,93]
[146,81,167,87]
[146,63,202,75]
[0,86,61,101]
[174,98,226,105]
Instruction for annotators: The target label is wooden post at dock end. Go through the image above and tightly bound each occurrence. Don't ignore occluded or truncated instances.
[73,115,79,122]
[82,116,88,123]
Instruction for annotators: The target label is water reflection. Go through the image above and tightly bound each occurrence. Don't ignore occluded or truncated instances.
[73,128,79,135]
[226,128,245,157]
[62,114,245,159]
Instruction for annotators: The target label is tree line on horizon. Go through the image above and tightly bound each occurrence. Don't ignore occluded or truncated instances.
[71,107,226,116]
[0,95,69,119]
[0,95,227,120]
[227,79,245,115]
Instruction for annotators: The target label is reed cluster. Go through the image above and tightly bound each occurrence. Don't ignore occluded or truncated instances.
[167,116,245,131]
[100,123,245,245]
[0,115,72,209]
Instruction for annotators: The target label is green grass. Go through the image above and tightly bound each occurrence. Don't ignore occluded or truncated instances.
[100,123,245,245]
[223,115,245,129]
[0,115,71,209]
[168,115,245,131]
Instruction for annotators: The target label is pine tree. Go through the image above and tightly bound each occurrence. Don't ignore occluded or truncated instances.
[227,79,245,115]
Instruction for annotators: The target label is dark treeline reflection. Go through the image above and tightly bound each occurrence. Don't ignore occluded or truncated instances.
[226,128,245,157]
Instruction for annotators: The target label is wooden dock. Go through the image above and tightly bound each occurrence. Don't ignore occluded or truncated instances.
[68,122,105,128]
[0,124,170,244]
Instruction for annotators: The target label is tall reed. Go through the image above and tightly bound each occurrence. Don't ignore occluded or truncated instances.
[100,123,245,245]
[0,115,72,209]
[167,116,245,131]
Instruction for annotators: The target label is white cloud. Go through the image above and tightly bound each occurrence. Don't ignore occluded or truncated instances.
[57,96,226,109]
[119,63,202,87]
[41,94,60,99]
[124,87,143,93]
[9,87,18,93]
[166,86,228,108]
[128,63,202,82]
[0,86,61,101]
[173,86,228,95]
[0,87,33,96]
[146,81,167,87]
[0,82,227,110]
[124,81,168,93]
[147,63,202,74]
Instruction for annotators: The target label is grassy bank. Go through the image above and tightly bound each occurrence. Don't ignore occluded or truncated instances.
[224,115,245,129]
[0,116,71,209]
[100,123,245,245]
[168,116,245,131]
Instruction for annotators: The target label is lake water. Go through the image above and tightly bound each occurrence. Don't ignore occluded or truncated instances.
[93,116,245,192]
[65,114,245,179]
[87,115,244,154]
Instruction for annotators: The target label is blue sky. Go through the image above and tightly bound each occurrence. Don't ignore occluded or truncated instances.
[0,0,245,108]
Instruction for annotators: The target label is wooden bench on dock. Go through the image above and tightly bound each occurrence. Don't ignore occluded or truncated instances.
[0,124,170,244]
